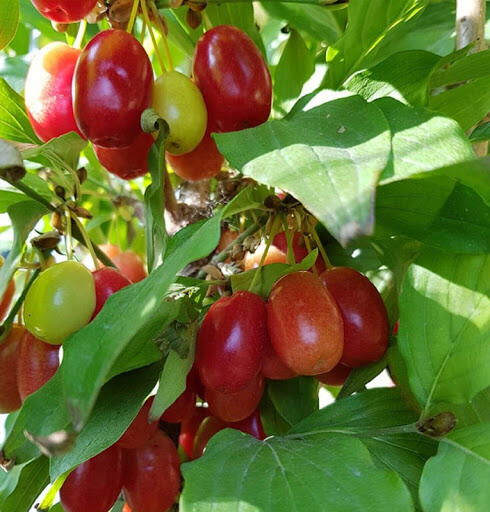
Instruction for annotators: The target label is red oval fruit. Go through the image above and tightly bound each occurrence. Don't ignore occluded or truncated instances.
[179,405,210,459]
[262,338,296,380]
[31,0,97,23]
[166,130,224,182]
[94,132,154,180]
[320,267,389,367]
[267,271,344,375]
[161,388,195,424]
[316,363,351,386]
[60,445,123,512]
[193,25,272,132]
[196,291,267,393]
[205,373,265,423]
[0,279,15,323]
[123,431,181,512]
[193,410,265,459]
[92,267,131,318]
[117,397,159,450]
[73,29,153,148]
[112,251,147,283]
[25,42,82,142]
[17,330,60,401]
[0,325,23,413]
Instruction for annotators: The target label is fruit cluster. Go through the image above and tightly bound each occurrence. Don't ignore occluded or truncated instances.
[195,264,390,422]
[25,2,272,182]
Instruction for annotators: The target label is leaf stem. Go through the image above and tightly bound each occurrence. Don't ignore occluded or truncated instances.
[0,269,40,343]
[72,215,100,270]
[150,1,174,71]
[286,422,419,440]
[5,179,56,211]
[308,221,332,269]
[197,220,264,279]
[141,0,167,73]
[155,0,348,7]
[127,0,141,34]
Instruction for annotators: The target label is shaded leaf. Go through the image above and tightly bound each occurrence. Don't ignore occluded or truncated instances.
[398,249,490,418]
[0,0,19,50]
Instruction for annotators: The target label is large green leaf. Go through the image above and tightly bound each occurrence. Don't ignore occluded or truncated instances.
[180,430,414,512]
[373,98,475,183]
[262,3,343,44]
[346,50,440,106]
[215,93,391,246]
[49,364,161,480]
[398,250,490,418]
[290,388,437,504]
[267,376,319,428]
[274,30,315,107]
[0,78,40,144]
[0,200,48,298]
[0,457,48,512]
[0,0,19,50]
[419,424,490,512]
[376,178,490,254]
[429,76,490,131]
[325,0,428,88]
[430,48,490,88]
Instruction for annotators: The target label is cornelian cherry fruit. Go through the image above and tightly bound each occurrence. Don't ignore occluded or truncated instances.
[25,42,82,142]
[161,387,196,424]
[94,132,154,180]
[320,267,389,367]
[123,430,181,512]
[196,290,267,393]
[112,251,147,283]
[17,330,60,401]
[267,271,344,375]
[316,364,351,386]
[60,445,123,512]
[166,130,224,181]
[92,267,131,318]
[205,373,265,423]
[179,405,210,459]
[193,25,272,132]
[262,337,296,380]
[0,325,23,413]
[117,396,159,450]
[0,278,15,323]
[31,0,97,23]
[73,29,153,148]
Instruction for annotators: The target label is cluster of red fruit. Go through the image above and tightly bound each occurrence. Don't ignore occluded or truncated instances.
[195,263,390,422]
[25,1,272,181]
[0,245,147,414]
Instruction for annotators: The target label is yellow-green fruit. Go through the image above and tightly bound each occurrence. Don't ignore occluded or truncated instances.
[23,261,96,345]
[152,70,207,155]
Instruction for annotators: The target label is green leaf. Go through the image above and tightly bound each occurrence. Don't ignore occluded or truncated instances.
[262,3,343,43]
[49,363,161,480]
[0,78,40,144]
[469,122,490,143]
[215,94,391,246]
[419,424,490,512]
[337,354,388,399]
[205,4,266,55]
[429,76,490,131]
[230,251,317,299]
[0,0,19,50]
[0,200,48,298]
[398,249,490,418]
[290,388,437,504]
[144,120,168,273]
[373,98,475,183]
[259,392,291,437]
[376,178,490,255]
[149,321,198,421]
[267,376,319,428]
[325,0,428,88]
[0,457,49,512]
[430,48,490,88]
[274,30,315,107]
[180,429,414,512]
[345,50,440,106]
[22,131,87,171]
